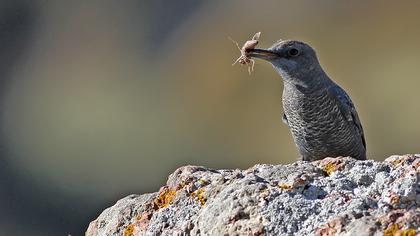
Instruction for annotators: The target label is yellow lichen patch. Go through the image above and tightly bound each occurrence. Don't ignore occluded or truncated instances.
[399,228,417,236]
[123,223,135,236]
[384,225,417,236]
[278,183,293,190]
[323,161,337,176]
[198,179,209,185]
[390,159,402,166]
[190,188,206,205]
[154,187,176,208]
[384,224,399,236]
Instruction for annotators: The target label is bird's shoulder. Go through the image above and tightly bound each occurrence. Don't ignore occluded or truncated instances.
[329,85,354,113]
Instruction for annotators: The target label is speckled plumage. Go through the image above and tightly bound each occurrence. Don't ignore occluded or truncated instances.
[249,40,366,161]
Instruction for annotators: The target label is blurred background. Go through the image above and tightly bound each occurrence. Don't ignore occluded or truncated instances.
[1,0,420,235]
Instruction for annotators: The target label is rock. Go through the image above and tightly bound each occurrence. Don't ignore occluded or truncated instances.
[86,155,419,236]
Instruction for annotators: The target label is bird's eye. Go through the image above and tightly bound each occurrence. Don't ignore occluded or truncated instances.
[287,48,300,57]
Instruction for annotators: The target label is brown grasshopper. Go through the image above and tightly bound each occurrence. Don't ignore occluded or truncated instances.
[229,32,261,75]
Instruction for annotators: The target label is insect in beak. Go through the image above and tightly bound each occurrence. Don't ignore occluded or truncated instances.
[229,32,261,75]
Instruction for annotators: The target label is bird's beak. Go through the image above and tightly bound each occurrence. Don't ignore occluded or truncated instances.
[247,48,279,61]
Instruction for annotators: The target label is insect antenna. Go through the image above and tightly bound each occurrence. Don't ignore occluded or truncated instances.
[228,37,242,51]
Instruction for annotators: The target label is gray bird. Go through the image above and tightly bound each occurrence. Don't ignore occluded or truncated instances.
[247,40,366,161]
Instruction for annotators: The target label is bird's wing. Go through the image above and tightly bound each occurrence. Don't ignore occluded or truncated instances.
[282,113,289,126]
[329,86,366,149]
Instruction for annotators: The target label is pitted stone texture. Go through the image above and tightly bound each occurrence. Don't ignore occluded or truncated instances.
[86,155,419,236]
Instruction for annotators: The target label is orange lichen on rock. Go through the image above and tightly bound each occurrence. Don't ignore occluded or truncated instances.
[154,186,176,208]
[399,228,417,236]
[278,183,293,190]
[380,209,419,236]
[316,157,346,176]
[383,224,399,236]
[123,223,135,236]
[383,224,417,236]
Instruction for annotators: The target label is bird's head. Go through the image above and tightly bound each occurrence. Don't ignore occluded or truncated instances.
[248,40,325,86]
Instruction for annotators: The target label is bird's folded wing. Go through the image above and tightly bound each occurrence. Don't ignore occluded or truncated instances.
[329,86,366,149]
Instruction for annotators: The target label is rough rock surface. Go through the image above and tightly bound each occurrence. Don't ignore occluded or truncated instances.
[86,155,419,236]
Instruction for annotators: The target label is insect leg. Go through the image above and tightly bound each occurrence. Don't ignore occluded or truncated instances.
[232,56,242,66]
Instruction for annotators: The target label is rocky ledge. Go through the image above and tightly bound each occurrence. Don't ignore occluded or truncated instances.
[86,155,419,236]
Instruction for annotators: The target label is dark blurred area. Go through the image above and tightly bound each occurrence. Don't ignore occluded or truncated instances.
[1,1,420,235]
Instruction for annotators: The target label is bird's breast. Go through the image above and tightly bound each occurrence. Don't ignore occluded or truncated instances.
[282,89,349,145]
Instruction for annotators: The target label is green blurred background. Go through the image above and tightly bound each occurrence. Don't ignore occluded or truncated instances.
[1,0,419,235]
